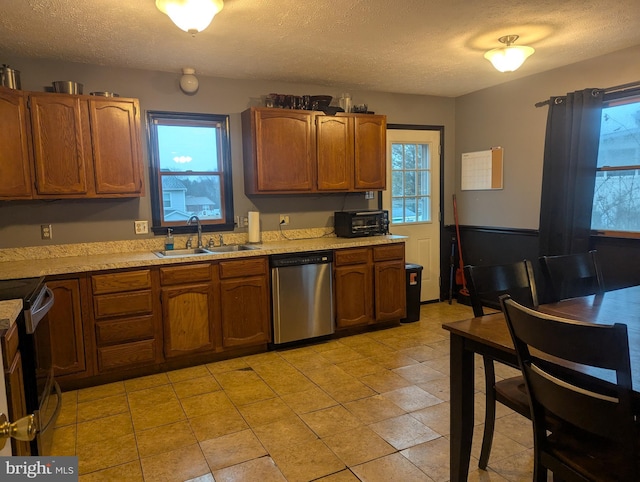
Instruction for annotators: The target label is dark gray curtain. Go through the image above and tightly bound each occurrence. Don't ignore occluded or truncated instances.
[538,88,604,256]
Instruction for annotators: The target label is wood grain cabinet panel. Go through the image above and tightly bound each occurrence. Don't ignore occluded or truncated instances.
[91,269,151,295]
[374,260,407,321]
[316,115,353,191]
[93,291,153,320]
[353,114,387,190]
[162,283,216,358]
[47,278,87,377]
[242,108,314,193]
[29,93,89,196]
[1,324,30,455]
[0,88,33,199]
[334,263,374,328]
[97,339,156,371]
[89,98,144,195]
[219,275,270,348]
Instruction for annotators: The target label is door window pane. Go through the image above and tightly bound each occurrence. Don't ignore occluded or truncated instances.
[390,142,431,224]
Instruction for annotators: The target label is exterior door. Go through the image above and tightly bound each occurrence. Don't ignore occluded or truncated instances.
[382,128,442,302]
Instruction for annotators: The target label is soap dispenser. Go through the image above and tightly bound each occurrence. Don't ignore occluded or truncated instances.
[164,228,174,250]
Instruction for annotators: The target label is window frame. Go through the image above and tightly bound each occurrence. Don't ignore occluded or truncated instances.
[591,89,640,239]
[147,110,235,235]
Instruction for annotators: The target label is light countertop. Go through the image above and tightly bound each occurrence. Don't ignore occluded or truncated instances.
[0,231,407,280]
[0,299,22,330]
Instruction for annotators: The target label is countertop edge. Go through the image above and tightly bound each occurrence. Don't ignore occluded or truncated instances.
[0,299,23,329]
[0,235,407,280]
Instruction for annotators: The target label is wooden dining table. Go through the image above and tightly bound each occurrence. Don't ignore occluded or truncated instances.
[442,284,640,481]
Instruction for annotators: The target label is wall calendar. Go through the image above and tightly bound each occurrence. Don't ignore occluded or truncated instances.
[461,147,503,191]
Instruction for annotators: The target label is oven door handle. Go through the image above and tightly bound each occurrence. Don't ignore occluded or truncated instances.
[26,287,55,334]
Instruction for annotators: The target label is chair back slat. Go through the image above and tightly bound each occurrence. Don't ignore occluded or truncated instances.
[464,260,538,317]
[539,250,604,302]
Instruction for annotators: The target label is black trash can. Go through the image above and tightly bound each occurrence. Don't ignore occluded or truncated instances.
[402,263,423,323]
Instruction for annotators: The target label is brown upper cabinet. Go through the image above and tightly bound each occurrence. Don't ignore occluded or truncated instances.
[0,86,144,200]
[0,88,33,200]
[242,107,386,194]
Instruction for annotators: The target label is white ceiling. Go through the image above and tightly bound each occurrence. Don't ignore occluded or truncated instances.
[1,0,639,97]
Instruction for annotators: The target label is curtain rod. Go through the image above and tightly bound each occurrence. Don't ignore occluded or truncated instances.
[534,80,640,108]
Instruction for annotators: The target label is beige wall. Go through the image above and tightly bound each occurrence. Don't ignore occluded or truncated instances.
[0,56,455,249]
[454,44,640,229]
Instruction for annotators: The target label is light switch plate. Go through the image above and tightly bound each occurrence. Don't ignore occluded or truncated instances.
[134,220,149,235]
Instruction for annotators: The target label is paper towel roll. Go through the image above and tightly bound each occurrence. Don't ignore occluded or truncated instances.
[248,211,260,243]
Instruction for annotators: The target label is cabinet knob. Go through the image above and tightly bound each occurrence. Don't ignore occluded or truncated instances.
[0,412,37,450]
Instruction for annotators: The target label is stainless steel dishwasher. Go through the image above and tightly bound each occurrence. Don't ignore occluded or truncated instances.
[270,250,334,344]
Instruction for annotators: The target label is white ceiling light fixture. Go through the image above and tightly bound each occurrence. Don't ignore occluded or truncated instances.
[155,0,224,35]
[484,35,535,72]
[179,67,199,94]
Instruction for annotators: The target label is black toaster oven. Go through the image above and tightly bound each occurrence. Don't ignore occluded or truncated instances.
[334,210,389,238]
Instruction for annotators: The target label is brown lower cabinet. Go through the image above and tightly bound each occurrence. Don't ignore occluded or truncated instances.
[160,263,219,358]
[47,277,90,378]
[334,243,406,329]
[1,323,30,455]
[219,257,271,348]
[44,246,403,390]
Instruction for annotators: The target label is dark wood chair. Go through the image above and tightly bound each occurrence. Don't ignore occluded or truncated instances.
[539,250,604,303]
[464,260,539,469]
[500,295,638,481]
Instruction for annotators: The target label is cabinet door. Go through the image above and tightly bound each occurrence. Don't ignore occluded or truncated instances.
[5,351,31,455]
[334,264,373,328]
[89,98,143,196]
[316,115,353,191]
[219,276,270,348]
[354,114,387,190]
[47,279,87,377]
[0,88,32,199]
[29,94,90,196]
[374,260,406,321]
[162,284,216,358]
[251,109,314,192]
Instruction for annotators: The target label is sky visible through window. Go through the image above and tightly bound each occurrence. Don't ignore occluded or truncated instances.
[158,125,219,172]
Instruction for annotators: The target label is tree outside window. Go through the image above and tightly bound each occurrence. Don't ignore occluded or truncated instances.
[591,94,640,235]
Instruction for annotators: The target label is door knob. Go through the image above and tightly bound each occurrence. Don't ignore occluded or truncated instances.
[0,412,36,450]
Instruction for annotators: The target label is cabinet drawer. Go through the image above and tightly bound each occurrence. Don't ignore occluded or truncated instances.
[373,243,405,262]
[91,270,151,295]
[219,257,267,279]
[334,248,371,266]
[95,315,155,346]
[93,290,153,319]
[160,263,211,285]
[97,339,155,371]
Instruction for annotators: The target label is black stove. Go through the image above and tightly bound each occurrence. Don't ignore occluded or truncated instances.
[0,277,45,308]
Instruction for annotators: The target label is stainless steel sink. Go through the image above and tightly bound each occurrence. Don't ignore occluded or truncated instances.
[208,244,261,253]
[154,248,213,258]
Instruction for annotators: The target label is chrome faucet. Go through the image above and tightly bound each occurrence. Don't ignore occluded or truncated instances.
[187,215,203,248]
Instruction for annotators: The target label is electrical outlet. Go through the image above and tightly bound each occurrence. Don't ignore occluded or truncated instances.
[279,214,290,226]
[41,224,52,240]
[134,220,149,235]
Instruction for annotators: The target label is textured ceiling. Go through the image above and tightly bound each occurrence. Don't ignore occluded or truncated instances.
[1,0,639,97]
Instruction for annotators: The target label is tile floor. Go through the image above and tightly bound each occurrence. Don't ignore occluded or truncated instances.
[51,301,539,481]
